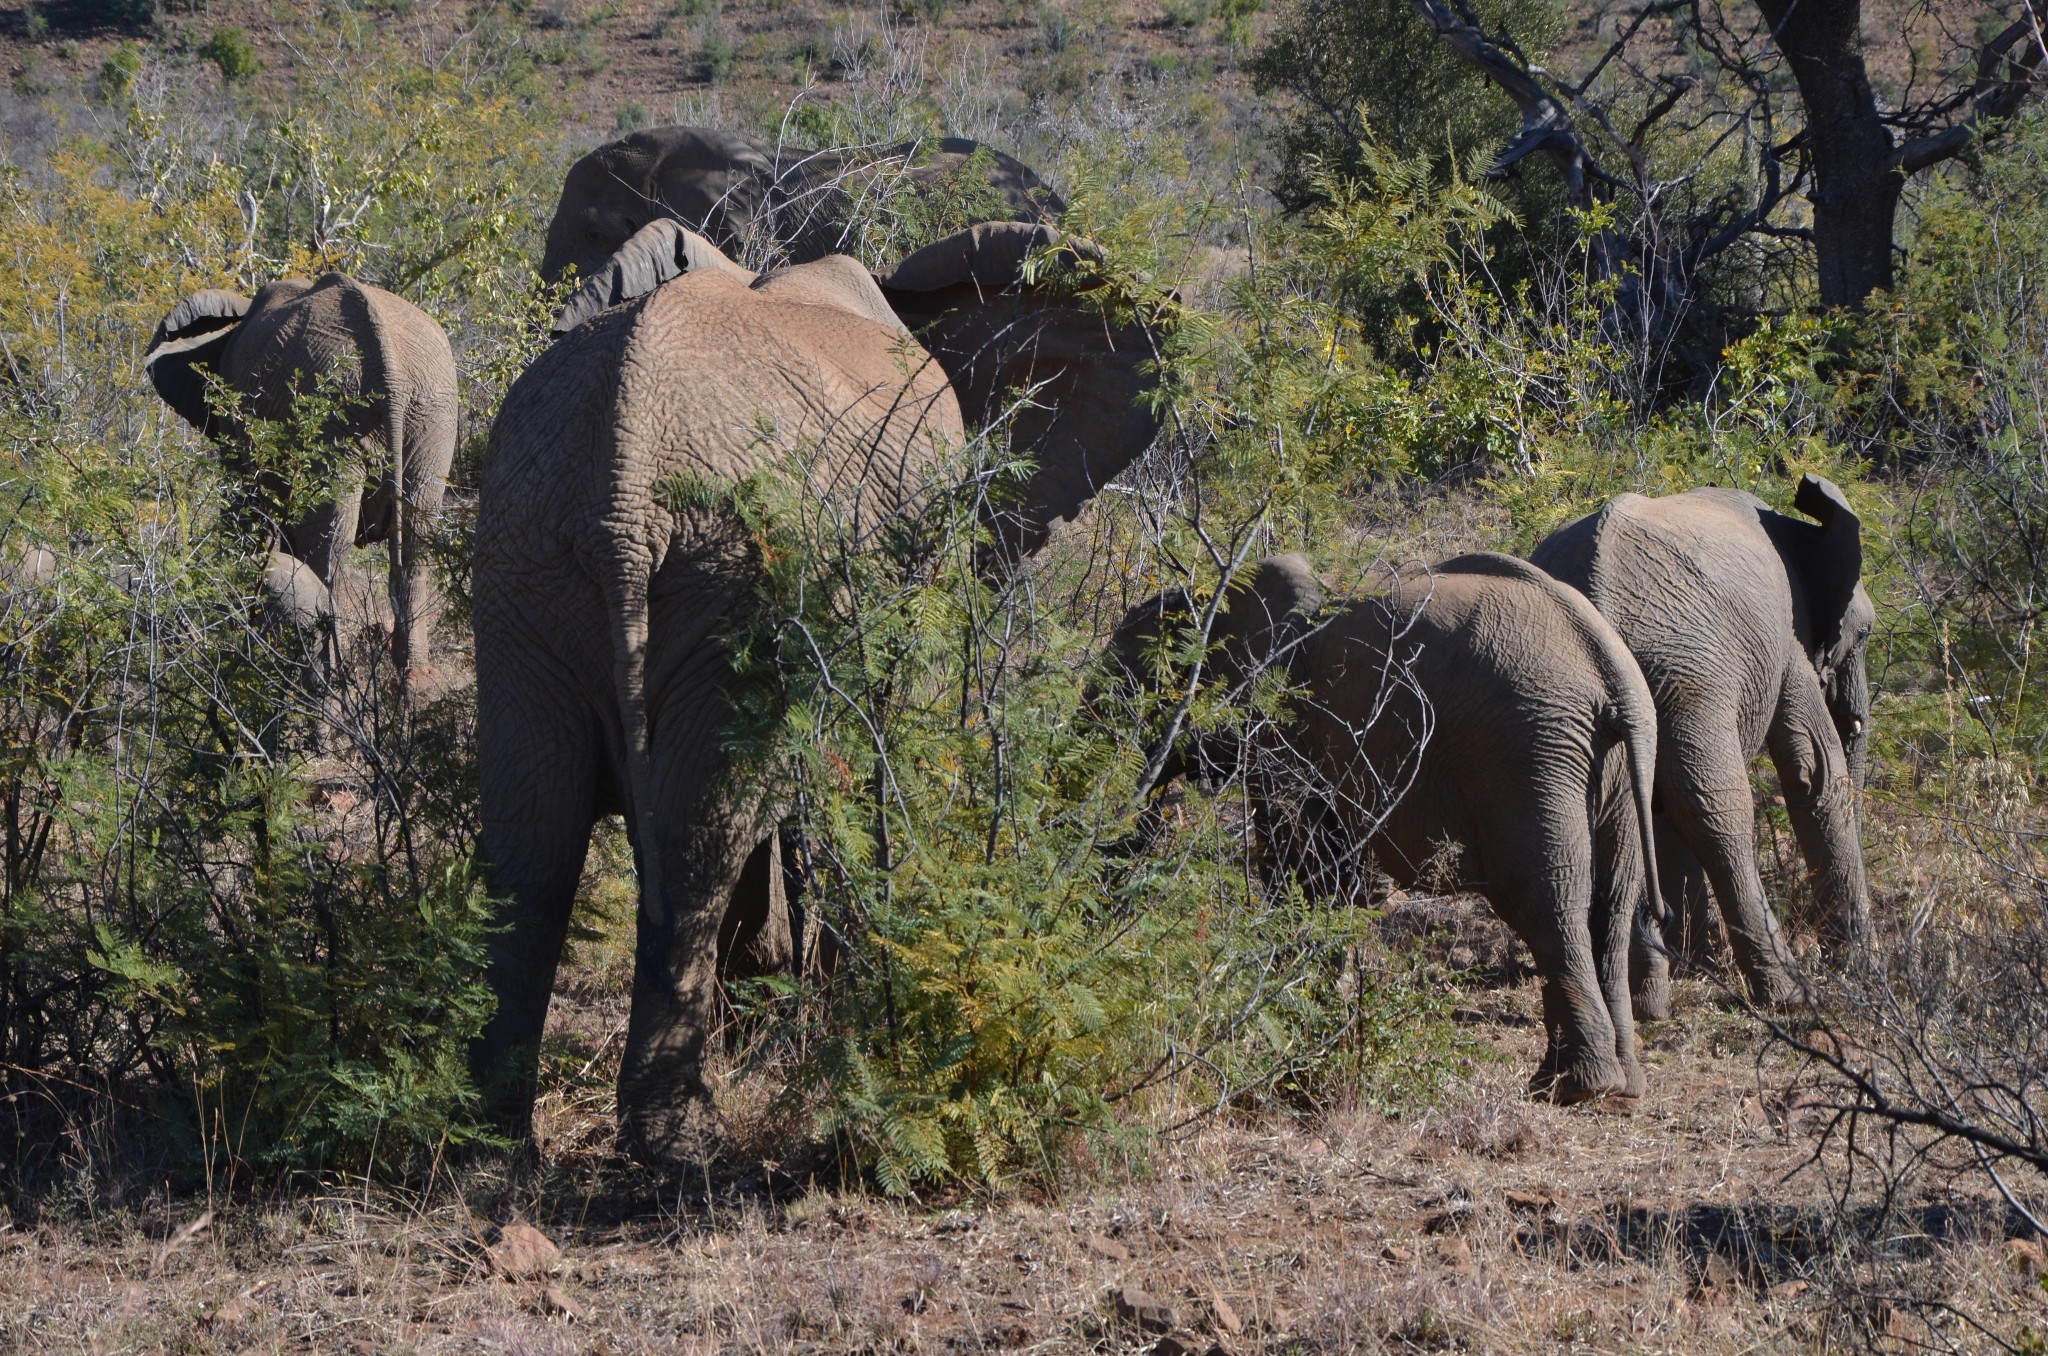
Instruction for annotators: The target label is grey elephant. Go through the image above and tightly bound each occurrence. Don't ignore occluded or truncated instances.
[473,221,1162,1164]
[539,124,1064,283]
[1530,474,1873,1009]
[1110,552,1663,1103]
[143,273,457,691]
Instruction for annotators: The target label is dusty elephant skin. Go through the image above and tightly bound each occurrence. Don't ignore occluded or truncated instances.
[1110,553,1663,1103]
[143,273,457,692]
[1530,474,1873,1008]
[538,124,1064,283]
[473,223,1161,1167]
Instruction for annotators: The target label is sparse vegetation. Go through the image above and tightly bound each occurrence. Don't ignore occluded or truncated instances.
[0,0,2042,1350]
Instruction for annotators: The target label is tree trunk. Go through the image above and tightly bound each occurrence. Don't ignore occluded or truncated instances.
[1754,0,1901,308]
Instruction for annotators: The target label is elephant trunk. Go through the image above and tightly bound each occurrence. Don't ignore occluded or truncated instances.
[1830,660,1871,791]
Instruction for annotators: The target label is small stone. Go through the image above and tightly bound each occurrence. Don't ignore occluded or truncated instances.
[207,1293,258,1330]
[1112,1286,1176,1334]
[1770,1279,1811,1300]
[1380,1242,1414,1263]
[533,1284,585,1320]
[1209,1292,1243,1336]
[1423,1201,1476,1234]
[1086,1233,1131,1262]
[1694,1253,1741,1299]
[488,1217,562,1280]
[1435,1236,1475,1272]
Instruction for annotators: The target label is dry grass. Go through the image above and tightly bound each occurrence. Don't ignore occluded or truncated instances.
[7,948,2041,1354]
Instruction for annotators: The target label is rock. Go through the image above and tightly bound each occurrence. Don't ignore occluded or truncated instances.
[488,1217,562,1280]
[1086,1233,1131,1262]
[206,1292,259,1331]
[1380,1242,1414,1264]
[1435,1236,1475,1273]
[2008,1238,2047,1278]
[1422,1201,1476,1234]
[1770,1279,1810,1300]
[1112,1286,1176,1334]
[533,1284,585,1320]
[1694,1253,1741,1300]
[1209,1292,1243,1336]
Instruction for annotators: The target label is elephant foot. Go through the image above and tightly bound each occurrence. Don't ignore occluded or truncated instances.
[617,1086,720,1170]
[1530,1048,1636,1106]
[1631,972,1672,1023]
[401,663,446,703]
[1741,965,1804,1011]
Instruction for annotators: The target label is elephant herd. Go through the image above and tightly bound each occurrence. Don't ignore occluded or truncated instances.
[135,124,1876,1168]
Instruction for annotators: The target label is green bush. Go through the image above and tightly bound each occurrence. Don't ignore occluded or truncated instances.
[701,33,736,82]
[0,42,559,1189]
[200,26,259,84]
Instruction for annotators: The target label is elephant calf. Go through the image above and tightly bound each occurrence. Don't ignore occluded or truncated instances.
[144,273,457,694]
[1531,473,1872,1007]
[1110,552,1663,1103]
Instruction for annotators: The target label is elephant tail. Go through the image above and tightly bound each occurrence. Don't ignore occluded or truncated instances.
[328,274,415,666]
[600,538,672,989]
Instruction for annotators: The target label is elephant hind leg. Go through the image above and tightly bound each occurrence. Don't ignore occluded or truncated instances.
[1496,865,1633,1105]
[472,689,602,1144]
[1663,735,1801,1007]
[615,670,762,1168]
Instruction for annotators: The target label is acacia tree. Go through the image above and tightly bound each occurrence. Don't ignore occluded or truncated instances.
[1266,0,2048,314]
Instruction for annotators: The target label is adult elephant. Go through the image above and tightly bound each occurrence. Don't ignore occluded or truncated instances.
[1530,475,1873,1009]
[473,220,1162,1165]
[1109,553,1664,1102]
[143,274,456,690]
[538,124,1064,284]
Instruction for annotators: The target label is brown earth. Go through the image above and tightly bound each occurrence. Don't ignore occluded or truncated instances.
[3,946,2038,1354]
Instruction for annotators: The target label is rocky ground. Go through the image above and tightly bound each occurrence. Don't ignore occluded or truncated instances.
[6,948,2042,1355]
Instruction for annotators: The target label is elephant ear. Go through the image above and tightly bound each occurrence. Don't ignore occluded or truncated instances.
[878,221,1165,561]
[1791,472,1863,646]
[551,219,758,336]
[144,289,251,433]
[1218,554,1323,684]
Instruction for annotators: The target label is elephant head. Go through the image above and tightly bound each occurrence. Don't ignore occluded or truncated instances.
[143,289,254,435]
[1105,554,1323,788]
[1788,472,1873,787]
[541,126,1068,285]
[540,125,780,285]
[878,221,1164,562]
[550,218,763,337]
[1109,553,1323,694]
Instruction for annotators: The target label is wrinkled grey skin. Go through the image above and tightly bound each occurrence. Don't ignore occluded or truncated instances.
[144,274,456,691]
[539,125,1065,283]
[1530,474,1873,1008]
[257,549,337,690]
[472,223,1162,1166]
[1111,553,1663,1103]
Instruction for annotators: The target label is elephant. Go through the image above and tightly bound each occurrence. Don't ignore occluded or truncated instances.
[471,220,1163,1165]
[143,273,457,692]
[1108,552,1664,1103]
[538,124,1065,284]
[257,549,337,690]
[1529,473,1873,1009]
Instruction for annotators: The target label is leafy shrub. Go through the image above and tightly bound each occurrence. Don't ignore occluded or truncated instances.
[200,26,258,84]
[701,32,736,82]
[0,40,558,1189]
